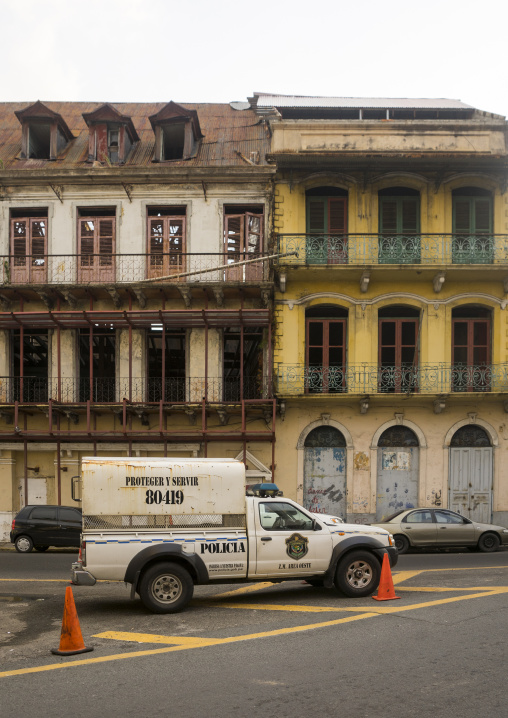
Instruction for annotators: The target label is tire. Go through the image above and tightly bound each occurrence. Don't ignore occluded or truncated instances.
[334,550,381,598]
[139,562,194,614]
[34,545,49,552]
[478,533,500,553]
[15,535,34,553]
[394,535,410,554]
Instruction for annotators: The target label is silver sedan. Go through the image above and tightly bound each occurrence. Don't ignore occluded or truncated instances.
[372,508,508,554]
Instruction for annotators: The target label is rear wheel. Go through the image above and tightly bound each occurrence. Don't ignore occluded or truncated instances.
[139,562,194,614]
[478,533,500,553]
[15,535,34,553]
[394,535,410,554]
[334,551,381,598]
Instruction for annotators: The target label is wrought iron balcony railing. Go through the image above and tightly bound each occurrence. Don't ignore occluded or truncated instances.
[0,252,267,286]
[276,234,508,266]
[275,364,508,395]
[0,376,272,404]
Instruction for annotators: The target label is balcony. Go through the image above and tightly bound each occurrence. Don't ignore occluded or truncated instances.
[0,376,273,405]
[276,234,508,267]
[275,364,508,396]
[0,252,268,286]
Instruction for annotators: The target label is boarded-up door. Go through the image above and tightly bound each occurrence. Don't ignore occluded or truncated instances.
[303,426,347,517]
[27,478,47,505]
[449,425,492,523]
[376,426,419,521]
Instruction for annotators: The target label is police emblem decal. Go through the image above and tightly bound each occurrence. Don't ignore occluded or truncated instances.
[285,532,309,560]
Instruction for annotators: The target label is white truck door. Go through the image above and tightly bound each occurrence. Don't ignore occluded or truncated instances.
[254,500,333,577]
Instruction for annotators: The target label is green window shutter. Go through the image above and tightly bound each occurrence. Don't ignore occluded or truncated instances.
[401,199,419,234]
[307,199,326,233]
[328,198,347,234]
[380,199,398,233]
[474,199,492,233]
[453,199,472,233]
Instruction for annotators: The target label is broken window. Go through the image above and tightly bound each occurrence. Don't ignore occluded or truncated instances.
[82,105,139,165]
[15,102,74,160]
[10,209,48,283]
[306,187,348,264]
[379,187,420,264]
[223,327,264,401]
[79,328,116,402]
[224,206,264,281]
[27,122,51,159]
[147,207,186,279]
[77,208,116,283]
[162,123,185,160]
[12,330,48,402]
[147,327,186,402]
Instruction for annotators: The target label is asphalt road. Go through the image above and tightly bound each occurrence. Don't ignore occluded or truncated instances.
[1,548,508,718]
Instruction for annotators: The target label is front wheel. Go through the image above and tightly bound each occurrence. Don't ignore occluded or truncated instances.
[478,533,500,553]
[139,562,194,614]
[15,535,34,553]
[334,551,381,598]
[394,535,410,554]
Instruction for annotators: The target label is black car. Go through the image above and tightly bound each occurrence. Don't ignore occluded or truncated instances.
[10,505,82,553]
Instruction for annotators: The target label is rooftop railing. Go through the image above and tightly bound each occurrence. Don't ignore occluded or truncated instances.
[275,363,508,395]
[276,234,508,266]
[0,252,268,286]
[0,376,273,404]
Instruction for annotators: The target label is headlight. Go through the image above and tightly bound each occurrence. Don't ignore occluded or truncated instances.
[503,530,508,534]
[388,534,395,547]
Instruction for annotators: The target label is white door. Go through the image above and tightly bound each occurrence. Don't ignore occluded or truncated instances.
[254,500,332,577]
[449,447,492,523]
[27,478,47,505]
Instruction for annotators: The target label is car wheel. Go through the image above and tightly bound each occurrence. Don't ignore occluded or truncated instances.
[15,535,34,553]
[394,535,410,554]
[334,551,381,598]
[478,533,500,553]
[34,545,49,552]
[139,562,194,614]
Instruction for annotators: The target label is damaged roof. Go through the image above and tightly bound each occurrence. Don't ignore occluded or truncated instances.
[253,94,477,110]
[0,101,271,170]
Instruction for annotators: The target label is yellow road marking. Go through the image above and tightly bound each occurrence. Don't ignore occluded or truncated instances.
[392,570,423,583]
[0,578,119,583]
[94,631,220,646]
[206,582,274,599]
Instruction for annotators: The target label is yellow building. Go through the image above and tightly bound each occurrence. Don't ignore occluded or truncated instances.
[253,93,508,526]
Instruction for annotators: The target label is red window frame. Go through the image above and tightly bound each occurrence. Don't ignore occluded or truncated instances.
[10,217,47,283]
[78,216,116,282]
[452,318,491,392]
[305,318,347,393]
[147,215,186,279]
[378,318,419,392]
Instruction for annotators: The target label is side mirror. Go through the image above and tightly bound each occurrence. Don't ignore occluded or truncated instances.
[312,519,322,531]
[71,475,82,502]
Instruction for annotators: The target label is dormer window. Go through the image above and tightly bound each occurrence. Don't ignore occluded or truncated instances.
[149,102,203,162]
[82,104,139,164]
[15,101,74,161]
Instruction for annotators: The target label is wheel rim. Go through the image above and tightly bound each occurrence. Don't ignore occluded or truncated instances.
[345,559,374,589]
[483,535,497,549]
[151,574,183,604]
[16,537,31,552]
[395,537,407,552]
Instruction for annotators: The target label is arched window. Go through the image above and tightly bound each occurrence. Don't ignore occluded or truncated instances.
[378,187,420,264]
[378,426,419,447]
[378,306,420,393]
[304,425,347,448]
[450,425,491,447]
[306,186,348,264]
[452,187,493,264]
[306,305,348,394]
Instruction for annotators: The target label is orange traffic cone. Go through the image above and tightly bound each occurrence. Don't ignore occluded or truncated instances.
[51,586,93,656]
[372,553,400,602]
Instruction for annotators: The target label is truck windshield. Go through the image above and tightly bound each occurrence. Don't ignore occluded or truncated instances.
[259,502,314,531]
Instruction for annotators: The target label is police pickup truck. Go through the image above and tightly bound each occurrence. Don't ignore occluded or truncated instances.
[71,458,397,613]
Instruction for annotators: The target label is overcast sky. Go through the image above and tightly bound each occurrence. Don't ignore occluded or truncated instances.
[3,0,507,117]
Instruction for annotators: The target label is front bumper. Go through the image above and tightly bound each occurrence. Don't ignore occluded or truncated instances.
[71,562,97,586]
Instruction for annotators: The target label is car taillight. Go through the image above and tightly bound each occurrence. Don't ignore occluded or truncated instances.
[11,519,16,530]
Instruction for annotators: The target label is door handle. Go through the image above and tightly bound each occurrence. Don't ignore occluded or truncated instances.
[261,537,272,542]
[439,526,447,529]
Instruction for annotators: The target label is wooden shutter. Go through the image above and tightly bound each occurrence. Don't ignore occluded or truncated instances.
[11,220,27,266]
[328,199,347,234]
[474,199,491,234]
[30,220,46,263]
[246,213,262,252]
[401,199,419,234]
[380,199,398,233]
[453,199,471,234]
[79,219,95,266]
[98,218,114,266]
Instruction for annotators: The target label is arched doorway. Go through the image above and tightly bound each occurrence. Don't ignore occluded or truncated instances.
[303,425,346,517]
[449,425,492,522]
[376,426,419,520]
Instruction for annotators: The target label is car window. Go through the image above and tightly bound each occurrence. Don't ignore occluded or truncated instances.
[405,510,433,524]
[435,511,464,524]
[259,502,314,531]
[30,507,57,520]
[59,508,82,522]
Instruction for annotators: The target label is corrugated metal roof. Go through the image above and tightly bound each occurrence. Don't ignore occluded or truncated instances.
[0,101,271,170]
[254,94,475,110]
